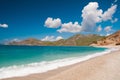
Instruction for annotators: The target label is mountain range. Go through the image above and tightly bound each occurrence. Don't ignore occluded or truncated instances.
[8,30,120,46]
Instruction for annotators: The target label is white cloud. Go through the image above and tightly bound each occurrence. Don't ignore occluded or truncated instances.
[57,22,81,33]
[56,36,63,41]
[104,26,112,32]
[106,33,112,36]
[3,38,21,45]
[11,38,21,42]
[0,24,8,28]
[81,2,103,31]
[41,36,54,41]
[81,2,117,32]
[45,2,117,34]
[111,18,118,23]
[104,26,114,36]
[41,36,63,41]
[102,5,117,21]
[97,25,102,32]
[45,17,61,28]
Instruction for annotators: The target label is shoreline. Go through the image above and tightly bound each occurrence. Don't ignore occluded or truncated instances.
[0,46,111,79]
[1,46,120,80]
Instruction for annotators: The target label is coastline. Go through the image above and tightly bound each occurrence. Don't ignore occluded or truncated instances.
[1,46,120,80]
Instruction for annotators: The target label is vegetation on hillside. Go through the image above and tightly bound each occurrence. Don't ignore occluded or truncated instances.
[9,34,104,46]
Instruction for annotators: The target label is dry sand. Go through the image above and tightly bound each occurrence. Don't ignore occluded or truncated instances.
[2,46,120,80]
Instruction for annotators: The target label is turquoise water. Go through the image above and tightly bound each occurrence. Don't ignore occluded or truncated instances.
[0,45,109,79]
[0,45,106,68]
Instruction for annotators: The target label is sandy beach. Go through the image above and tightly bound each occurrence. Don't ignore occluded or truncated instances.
[2,46,120,80]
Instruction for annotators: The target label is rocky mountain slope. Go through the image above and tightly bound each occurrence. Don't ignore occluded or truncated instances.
[91,30,120,46]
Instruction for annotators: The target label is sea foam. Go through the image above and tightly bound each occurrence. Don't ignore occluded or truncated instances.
[0,48,118,79]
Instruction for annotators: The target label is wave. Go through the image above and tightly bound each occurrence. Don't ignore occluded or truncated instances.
[0,47,119,79]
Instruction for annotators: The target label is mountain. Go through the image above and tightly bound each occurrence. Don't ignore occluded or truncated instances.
[8,30,120,46]
[91,30,120,46]
[65,34,104,46]
[9,38,43,45]
[8,34,103,46]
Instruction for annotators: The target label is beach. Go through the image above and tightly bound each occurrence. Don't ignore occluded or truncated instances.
[2,46,120,80]
[0,0,120,79]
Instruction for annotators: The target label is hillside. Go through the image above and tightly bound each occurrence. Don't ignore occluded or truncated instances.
[9,38,44,45]
[64,34,104,46]
[9,34,103,46]
[91,30,120,46]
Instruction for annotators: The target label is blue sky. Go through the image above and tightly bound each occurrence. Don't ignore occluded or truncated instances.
[0,0,120,42]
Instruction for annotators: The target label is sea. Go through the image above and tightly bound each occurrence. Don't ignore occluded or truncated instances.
[0,45,116,79]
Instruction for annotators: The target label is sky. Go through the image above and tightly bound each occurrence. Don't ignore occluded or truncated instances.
[0,0,120,43]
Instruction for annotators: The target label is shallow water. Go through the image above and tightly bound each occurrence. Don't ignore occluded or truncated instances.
[0,45,108,79]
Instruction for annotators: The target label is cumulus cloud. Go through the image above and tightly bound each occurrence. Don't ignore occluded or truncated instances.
[44,2,117,33]
[81,2,103,31]
[104,26,112,32]
[0,24,8,28]
[102,5,117,21]
[81,2,117,32]
[45,17,61,28]
[57,22,81,33]
[41,36,63,41]
[97,25,102,32]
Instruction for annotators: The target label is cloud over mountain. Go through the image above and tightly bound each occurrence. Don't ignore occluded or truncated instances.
[41,36,63,41]
[57,22,81,33]
[104,26,112,32]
